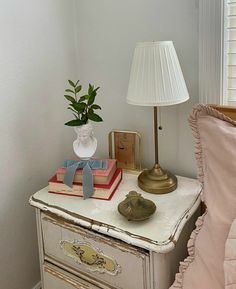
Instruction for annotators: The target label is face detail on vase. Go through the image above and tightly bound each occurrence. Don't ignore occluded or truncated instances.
[73,123,97,159]
[75,123,94,144]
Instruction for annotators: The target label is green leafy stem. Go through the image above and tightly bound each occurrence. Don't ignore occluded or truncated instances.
[64,79,103,126]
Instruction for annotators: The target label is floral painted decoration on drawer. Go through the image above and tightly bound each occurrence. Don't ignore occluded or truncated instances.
[60,240,121,275]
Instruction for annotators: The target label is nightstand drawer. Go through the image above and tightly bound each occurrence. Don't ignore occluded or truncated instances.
[41,213,150,289]
[43,263,100,289]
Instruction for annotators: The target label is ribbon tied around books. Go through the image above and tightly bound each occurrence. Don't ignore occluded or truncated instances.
[63,159,108,199]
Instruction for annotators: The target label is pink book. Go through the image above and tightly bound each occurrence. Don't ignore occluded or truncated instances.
[56,159,117,185]
[49,168,122,200]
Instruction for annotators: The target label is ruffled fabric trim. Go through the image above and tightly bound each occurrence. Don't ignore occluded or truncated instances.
[188,104,236,202]
[171,212,206,288]
[171,104,236,288]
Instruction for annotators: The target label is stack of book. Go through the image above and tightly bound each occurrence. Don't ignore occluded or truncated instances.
[48,159,122,200]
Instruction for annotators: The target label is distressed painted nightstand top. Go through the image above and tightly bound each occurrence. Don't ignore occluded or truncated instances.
[30,172,201,253]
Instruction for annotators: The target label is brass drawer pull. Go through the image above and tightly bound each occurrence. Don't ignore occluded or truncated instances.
[60,240,121,275]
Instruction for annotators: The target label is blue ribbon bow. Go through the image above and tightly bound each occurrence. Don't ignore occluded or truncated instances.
[63,159,108,200]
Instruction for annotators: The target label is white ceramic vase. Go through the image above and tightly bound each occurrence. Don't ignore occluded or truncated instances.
[73,123,97,159]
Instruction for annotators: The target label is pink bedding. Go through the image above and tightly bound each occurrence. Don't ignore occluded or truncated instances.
[170,104,236,289]
[224,218,236,289]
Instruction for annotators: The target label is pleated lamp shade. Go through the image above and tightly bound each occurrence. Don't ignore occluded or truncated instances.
[127,41,189,106]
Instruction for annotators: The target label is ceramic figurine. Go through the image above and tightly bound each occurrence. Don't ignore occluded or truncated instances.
[73,123,97,159]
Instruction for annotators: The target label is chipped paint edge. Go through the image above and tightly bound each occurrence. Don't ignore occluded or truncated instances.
[29,193,201,253]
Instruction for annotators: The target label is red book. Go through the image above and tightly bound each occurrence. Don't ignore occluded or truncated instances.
[48,168,122,200]
[56,159,117,185]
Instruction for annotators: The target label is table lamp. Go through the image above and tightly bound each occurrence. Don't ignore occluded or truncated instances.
[126,41,189,194]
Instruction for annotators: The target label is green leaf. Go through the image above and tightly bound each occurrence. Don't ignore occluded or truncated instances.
[81,114,88,122]
[79,95,87,102]
[67,107,78,114]
[75,80,80,86]
[64,95,76,103]
[88,111,103,122]
[65,89,74,94]
[80,95,89,101]
[91,104,101,110]
[88,92,96,105]
[71,102,87,112]
[68,80,76,87]
[65,119,85,126]
[75,85,82,93]
[88,83,94,96]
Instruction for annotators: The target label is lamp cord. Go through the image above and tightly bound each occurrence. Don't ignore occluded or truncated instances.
[158,107,163,130]
[154,107,159,164]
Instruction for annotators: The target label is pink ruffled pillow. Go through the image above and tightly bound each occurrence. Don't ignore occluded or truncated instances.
[170,104,236,289]
[224,218,236,289]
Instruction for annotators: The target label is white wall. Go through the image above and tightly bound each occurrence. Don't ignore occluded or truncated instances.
[0,1,77,288]
[75,0,199,177]
[0,1,199,288]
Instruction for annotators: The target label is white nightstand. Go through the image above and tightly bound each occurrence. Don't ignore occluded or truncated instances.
[30,171,201,289]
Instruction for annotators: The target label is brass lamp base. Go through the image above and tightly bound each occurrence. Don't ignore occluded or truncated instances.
[138,164,177,194]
